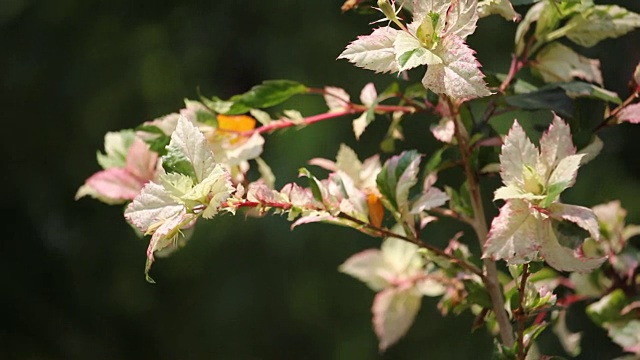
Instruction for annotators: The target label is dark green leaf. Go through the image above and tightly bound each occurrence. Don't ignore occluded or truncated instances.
[376,150,420,211]
[136,125,172,155]
[236,80,307,109]
[298,168,324,204]
[464,279,492,309]
[505,88,575,119]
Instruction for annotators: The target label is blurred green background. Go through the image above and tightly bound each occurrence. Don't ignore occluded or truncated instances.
[1,0,640,359]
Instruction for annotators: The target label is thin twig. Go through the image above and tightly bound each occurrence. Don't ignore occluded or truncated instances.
[593,89,639,132]
[516,264,530,360]
[336,212,484,277]
[449,97,515,347]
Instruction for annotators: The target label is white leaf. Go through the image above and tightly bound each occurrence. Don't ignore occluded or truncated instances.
[394,31,441,72]
[338,27,401,74]
[339,249,389,291]
[324,86,351,112]
[125,182,184,232]
[484,200,542,264]
[335,144,363,185]
[539,219,606,272]
[381,235,423,274]
[395,154,422,213]
[167,116,216,182]
[514,2,545,55]
[430,117,455,143]
[359,82,378,106]
[478,0,520,22]
[410,187,449,214]
[97,130,136,169]
[352,112,369,140]
[499,121,538,189]
[533,43,603,85]
[547,154,584,192]
[373,287,422,351]
[577,136,603,165]
[444,0,479,39]
[422,35,491,100]
[539,115,576,173]
[565,5,640,48]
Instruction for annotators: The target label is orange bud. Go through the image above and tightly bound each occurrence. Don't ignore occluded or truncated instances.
[367,193,385,228]
[217,114,256,133]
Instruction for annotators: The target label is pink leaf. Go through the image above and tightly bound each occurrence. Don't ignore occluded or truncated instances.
[125,138,158,181]
[618,103,640,124]
[86,168,145,201]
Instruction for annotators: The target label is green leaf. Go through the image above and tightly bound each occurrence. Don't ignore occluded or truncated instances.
[376,150,420,211]
[425,147,445,174]
[298,168,324,204]
[236,80,307,109]
[510,0,537,5]
[586,289,628,326]
[505,88,575,119]
[201,80,308,115]
[551,82,621,104]
[464,279,492,309]
[136,125,171,155]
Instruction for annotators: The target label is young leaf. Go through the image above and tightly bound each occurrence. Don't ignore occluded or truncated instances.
[162,116,216,182]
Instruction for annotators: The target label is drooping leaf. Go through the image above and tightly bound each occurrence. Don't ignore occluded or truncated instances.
[554,82,621,104]
[505,88,575,119]
[538,218,605,272]
[532,43,602,85]
[372,287,422,351]
[478,0,520,21]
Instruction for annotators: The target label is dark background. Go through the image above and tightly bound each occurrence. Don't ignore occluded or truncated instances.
[1,0,640,359]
